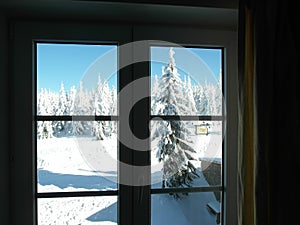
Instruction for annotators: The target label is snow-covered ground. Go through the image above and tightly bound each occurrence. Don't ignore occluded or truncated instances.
[37,122,222,225]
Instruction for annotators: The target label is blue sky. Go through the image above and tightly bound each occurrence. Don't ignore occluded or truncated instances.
[151,46,222,86]
[37,43,117,92]
[37,43,222,93]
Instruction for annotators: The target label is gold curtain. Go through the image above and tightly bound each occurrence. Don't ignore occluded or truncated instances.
[238,0,300,224]
[238,5,255,225]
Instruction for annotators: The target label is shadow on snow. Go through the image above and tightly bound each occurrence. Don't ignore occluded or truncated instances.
[38,169,117,190]
[86,202,117,223]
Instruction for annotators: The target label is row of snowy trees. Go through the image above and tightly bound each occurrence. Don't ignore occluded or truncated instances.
[152,75,222,116]
[37,76,117,140]
[37,78,221,140]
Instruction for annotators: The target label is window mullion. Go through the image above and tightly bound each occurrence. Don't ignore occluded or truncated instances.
[131,44,151,225]
[119,43,134,225]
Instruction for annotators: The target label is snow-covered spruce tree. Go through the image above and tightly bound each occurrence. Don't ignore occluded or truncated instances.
[198,84,209,115]
[151,74,160,115]
[185,75,197,115]
[152,48,199,198]
[53,82,68,136]
[101,80,113,136]
[72,81,93,135]
[193,85,201,115]
[94,75,113,140]
[37,88,54,139]
[94,75,105,140]
[110,85,118,134]
[63,85,76,135]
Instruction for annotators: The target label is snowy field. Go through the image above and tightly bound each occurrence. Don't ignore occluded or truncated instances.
[37,122,222,225]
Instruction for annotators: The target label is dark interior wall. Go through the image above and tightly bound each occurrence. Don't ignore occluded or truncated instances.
[0,11,9,225]
[0,1,238,30]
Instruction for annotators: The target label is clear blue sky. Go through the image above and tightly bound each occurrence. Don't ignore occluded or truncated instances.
[37,43,117,92]
[151,46,222,86]
[37,44,222,93]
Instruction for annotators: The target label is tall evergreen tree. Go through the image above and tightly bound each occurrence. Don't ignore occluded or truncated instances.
[199,84,209,115]
[93,74,105,140]
[72,81,93,135]
[64,85,76,135]
[152,48,199,198]
[94,75,113,139]
[186,75,197,115]
[110,85,118,134]
[151,74,160,115]
[54,82,68,135]
[37,88,54,139]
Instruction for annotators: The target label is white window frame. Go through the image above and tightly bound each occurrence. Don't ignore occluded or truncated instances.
[133,25,238,225]
[11,21,237,225]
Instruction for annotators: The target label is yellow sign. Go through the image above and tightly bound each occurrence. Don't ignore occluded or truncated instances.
[196,125,208,135]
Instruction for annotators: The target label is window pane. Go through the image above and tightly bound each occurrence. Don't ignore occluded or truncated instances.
[151,121,222,188]
[38,196,117,225]
[151,46,222,116]
[37,121,118,193]
[37,43,118,116]
[151,192,222,225]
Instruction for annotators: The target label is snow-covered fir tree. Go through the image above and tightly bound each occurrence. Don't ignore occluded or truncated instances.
[37,88,55,139]
[152,48,199,197]
[185,75,197,115]
[216,69,223,115]
[94,76,113,140]
[72,81,93,135]
[110,85,118,134]
[194,84,209,115]
[94,75,106,140]
[151,74,160,115]
[63,85,76,135]
[53,82,68,135]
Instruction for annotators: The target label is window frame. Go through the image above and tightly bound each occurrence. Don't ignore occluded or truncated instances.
[11,21,237,225]
[132,27,238,225]
[11,21,133,225]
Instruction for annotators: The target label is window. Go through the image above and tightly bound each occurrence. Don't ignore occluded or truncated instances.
[36,43,119,224]
[11,22,237,225]
[150,46,224,225]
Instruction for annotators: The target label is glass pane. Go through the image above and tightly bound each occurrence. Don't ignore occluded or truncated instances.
[151,192,222,225]
[37,43,118,116]
[38,196,117,225]
[151,121,222,188]
[37,121,118,193]
[151,46,222,116]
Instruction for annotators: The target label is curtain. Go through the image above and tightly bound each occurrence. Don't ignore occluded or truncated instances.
[238,0,300,225]
[238,2,256,225]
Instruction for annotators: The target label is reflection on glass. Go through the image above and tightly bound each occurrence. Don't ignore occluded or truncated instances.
[37,43,118,116]
[38,196,118,225]
[37,121,118,193]
[151,192,222,225]
[151,46,222,116]
[151,121,222,188]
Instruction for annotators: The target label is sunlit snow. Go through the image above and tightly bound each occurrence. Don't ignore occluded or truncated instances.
[37,122,222,225]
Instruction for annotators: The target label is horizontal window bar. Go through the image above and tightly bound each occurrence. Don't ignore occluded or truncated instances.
[36,115,223,121]
[36,190,118,198]
[35,115,118,121]
[151,186,222,194]
[150,115,224,121]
